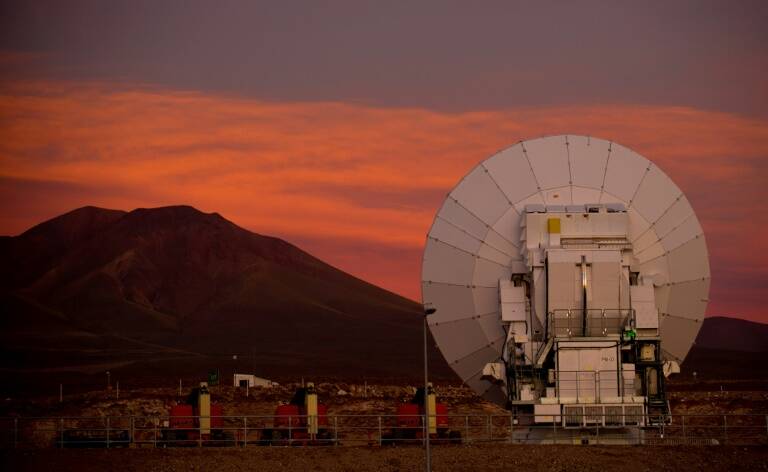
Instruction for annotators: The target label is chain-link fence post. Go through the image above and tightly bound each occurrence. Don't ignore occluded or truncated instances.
[465,415,469,443]
[553,417,558,445]
[681,415,686,441]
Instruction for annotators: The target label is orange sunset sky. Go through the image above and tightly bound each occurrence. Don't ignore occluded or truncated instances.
[1,1,767,322]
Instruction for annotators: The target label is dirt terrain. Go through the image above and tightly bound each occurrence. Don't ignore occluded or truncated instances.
[3,445,768,471]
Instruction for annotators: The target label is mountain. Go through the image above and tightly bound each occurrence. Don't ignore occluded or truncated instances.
[0,206,453,394]
[675,316,768,384]
[693,316,768,353]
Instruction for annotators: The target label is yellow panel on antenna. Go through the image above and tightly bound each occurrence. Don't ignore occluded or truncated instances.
[547,218,561,234]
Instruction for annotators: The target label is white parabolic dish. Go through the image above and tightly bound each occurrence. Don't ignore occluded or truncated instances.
[421,135,710,405]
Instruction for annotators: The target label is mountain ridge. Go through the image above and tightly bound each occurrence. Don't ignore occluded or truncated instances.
[694,315,768,352]
[1,205,452,393]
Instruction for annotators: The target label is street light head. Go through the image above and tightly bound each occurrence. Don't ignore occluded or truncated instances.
[424,307,437,316]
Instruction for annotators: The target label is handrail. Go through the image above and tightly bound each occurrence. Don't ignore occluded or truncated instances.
[548,308,635,337]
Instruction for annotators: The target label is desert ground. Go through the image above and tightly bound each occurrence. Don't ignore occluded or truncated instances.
[3,444,768,472]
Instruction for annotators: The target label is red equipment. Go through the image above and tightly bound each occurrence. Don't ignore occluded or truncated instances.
[383,384,461,444]
[162,382,231,445]
[261,383,334,445]
[272,403,330,432]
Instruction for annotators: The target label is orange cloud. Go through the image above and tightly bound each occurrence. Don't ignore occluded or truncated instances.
[1,80,767,321]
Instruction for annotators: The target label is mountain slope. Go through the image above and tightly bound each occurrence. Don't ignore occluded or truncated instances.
[1,205,453,391]
[693,316,768,353]
[0,206,126,287]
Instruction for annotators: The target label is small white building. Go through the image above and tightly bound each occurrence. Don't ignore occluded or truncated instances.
[233,373,278,388]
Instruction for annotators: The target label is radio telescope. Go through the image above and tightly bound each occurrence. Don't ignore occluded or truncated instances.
[422,135,709,427]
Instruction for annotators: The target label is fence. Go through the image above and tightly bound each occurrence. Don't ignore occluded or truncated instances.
[1,413,767,448]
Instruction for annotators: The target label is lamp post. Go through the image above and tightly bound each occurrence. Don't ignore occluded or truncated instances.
[423,305,436,472]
